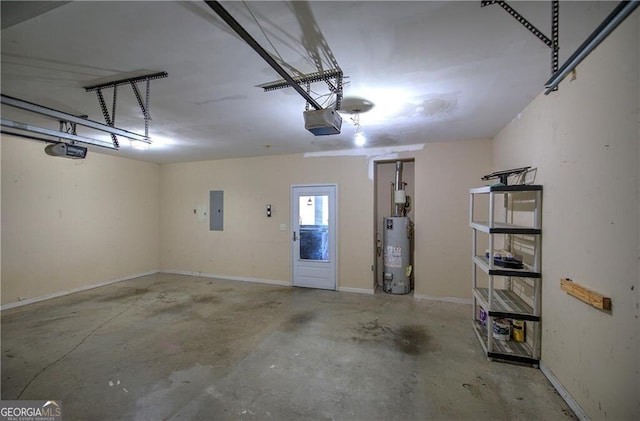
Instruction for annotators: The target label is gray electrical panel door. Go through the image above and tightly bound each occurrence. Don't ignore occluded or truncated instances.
[210,190,224,231]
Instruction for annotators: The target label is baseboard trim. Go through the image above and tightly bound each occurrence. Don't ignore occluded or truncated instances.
[539,361,589,421]
[2,270,381,310]
[162,270,290,287]
[414,294,472,304]
[1,270,160,311]
[163,271,375,293]
[338,286,375,295]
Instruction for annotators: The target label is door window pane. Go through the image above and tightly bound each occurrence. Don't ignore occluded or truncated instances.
[299,195,329,261]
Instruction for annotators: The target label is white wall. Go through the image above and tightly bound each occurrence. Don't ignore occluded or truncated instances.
[492,14,639,420]
[160,153,374,291]
[413,140,492,300]
[1,136,161,305]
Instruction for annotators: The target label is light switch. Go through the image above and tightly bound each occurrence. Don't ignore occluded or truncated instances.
[279,224,286,231]
[196,205,207,223]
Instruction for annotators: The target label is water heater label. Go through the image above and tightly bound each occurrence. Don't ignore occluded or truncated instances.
[384,246,402,268]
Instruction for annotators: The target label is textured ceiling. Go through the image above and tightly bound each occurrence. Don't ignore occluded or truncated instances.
[0,1,614,163]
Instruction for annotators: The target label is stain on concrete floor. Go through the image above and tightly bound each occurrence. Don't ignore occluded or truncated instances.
[351,319,435,355]
[393,325,429,355]
[282,311,316,331]
[95,287,149,302]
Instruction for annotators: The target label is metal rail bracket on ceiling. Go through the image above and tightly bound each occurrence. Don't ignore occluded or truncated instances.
[482,0,559,89]
[0,94,153,149]
[1,118,117,149]
[257,68,344,111]
[83,71,168,147]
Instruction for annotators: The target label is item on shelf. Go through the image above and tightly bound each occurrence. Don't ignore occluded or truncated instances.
[512,320,526,342]
[479,308,487,326]
[485,249,523,268]
[492,318,511,341]
[481,166,531,185]
[493,257,524,269]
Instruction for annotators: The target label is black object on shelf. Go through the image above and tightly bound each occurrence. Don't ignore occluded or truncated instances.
[492,257,524,269]
[481,167,531,185]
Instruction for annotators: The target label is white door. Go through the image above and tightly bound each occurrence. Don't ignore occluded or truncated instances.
[291,185,337,290]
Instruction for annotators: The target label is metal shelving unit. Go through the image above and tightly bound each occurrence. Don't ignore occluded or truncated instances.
[470,184,542,366]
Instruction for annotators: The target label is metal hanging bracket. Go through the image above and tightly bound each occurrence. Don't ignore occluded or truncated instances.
[257,68,344,110]
[482,1,559,82]
[84,71,167,144]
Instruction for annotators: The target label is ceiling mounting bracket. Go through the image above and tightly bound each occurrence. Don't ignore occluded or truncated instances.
[59,119,83,142]
[482,0,559,88]
[257,68,344,110]
[95,88,119,147]
[84,71,167,145]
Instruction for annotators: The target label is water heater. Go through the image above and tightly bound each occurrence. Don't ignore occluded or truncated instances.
[383,216,413,294]
[382,161,413,294]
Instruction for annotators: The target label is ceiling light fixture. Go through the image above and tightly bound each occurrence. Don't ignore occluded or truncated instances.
[336,96,375,115]
[351,112,366,147]
[334,97,375,148]
[354,131,366,147]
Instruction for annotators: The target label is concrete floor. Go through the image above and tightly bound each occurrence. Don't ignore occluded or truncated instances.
[1,273,575,420]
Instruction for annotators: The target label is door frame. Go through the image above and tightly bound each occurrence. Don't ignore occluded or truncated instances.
[290,184,338,290]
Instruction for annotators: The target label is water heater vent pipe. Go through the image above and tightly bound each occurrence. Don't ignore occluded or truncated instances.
[392,161,407,217]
